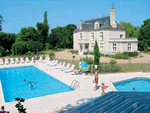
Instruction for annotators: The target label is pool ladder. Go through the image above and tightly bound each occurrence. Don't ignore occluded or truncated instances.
[70,80,80,89]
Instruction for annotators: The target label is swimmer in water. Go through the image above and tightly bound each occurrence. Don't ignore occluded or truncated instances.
[24,79,27,82]
[29,82,33,88]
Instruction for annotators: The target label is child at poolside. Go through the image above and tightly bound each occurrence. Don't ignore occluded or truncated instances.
[0,106,6,113]
[93,69,99,91]
[101,83,108,95]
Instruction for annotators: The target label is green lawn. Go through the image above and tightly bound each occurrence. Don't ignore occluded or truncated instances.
[38,49,64,54]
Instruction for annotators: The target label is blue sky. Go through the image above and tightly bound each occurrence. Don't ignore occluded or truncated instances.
[1,0,150,34]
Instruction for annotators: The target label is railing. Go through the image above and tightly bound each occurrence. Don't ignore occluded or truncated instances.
[109,38,138,42]
[70,80,80,89]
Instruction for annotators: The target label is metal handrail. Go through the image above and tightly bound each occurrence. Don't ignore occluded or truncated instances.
[70,80,80,89]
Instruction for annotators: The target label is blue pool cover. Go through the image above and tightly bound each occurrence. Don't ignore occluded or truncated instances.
[60,91,150,113]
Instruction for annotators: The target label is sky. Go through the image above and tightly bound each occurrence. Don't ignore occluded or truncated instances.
[1,0,150,34]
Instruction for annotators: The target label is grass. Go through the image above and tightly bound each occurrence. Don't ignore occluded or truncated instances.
[38,49,64,54]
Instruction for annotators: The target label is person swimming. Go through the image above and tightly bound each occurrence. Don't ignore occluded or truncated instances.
[133,87,135,92]
[29,82,33,88]
[23,79,27,82]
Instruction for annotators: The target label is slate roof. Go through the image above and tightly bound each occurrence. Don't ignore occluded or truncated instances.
[74,16,125,33]
[60,91,150,113]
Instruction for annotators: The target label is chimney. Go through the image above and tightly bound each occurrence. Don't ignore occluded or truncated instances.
[110,7,117,28]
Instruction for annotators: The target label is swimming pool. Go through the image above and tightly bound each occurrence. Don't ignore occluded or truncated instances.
[113,77,150,92]
[0,66,74,102]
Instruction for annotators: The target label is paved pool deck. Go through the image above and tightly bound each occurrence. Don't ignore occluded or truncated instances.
[0,62,150,113]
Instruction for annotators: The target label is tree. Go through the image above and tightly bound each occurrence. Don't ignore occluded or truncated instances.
[0,46,5,57]
[119,22,135,38]
[44,11,48,24]
[94,40,100,65]
[36,22,49,44]
[0,15,4,31]
[139,19,150,47]
[138,41,148,51]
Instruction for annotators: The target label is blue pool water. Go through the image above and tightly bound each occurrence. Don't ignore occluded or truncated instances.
[114,77,150,92]
[0,66,74,102]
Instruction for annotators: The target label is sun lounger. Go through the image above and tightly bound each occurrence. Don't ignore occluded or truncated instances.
[71,70,82,75]
[5,59,9,65]
[20,58,24,63]
[49,60,56,66]
[50,60,58,66]
[15,58,19,64]
[10,58,15,64]
[61,63,70,71]
[31,57,34,62]
[65,64,75,73]
[42,57,50,63]
[59,62,65,70]
[55,62,62,69]
[38,56,43,62]
[25,57,30,63]
[0,59,4,65]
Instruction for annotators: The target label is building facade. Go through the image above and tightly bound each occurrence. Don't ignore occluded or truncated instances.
[73,7,138,55]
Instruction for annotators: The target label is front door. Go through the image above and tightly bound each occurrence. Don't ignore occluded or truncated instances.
[80,44,83,52]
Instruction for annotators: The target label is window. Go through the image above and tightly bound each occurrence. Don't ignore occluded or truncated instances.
[128,43,131,51]
[113,43,116,51]
[100,32,103,40]
[80,33,82,39]
[95,24,99,29]
[85,43,89,49]
[91,43,94,47]
[100,43,103,45]
[120,34,123,38]
[100,46,103,49]
[91,33,94,40]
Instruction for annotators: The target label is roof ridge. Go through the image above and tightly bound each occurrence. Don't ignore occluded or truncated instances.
[84,15,109,21]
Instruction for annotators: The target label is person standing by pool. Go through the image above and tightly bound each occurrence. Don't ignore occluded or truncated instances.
[29,82,33,88]
[133,87,136,92]
[101,83,108,95]
[93,69,99,91]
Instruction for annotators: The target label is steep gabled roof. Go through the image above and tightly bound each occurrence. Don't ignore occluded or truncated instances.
[74,16,125,33]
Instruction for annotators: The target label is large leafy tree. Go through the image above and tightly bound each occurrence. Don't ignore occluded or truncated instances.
[94,40,100,65]
[36,22,49,44]
[139,19,150,47]
[0,32,16,51]
[43,11,49,38]
[0,15,4,31]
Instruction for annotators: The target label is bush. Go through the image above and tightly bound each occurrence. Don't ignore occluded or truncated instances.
[11,42,28,55]
[0,46,6,57]
[74,50,78,54]
[80,57,94,64]
[138,41,148,51]
[121,53,129,59]
[89,52,94,55]
[53,46,57,49]
[45,43,51,50]
[133,51,138,56]
[49,52,55,56]
[112,52,122,59]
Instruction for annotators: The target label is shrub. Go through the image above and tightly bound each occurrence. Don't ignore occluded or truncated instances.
[89,52,94,55]
[80,57,94,64]
[45,43,51,50]
[49,52,55,56]
[53,46,57,49]
[133,51,138,57]
[0,46,5,57]
[138,41,148,51]
[74,50,78,54]
[11,42,28,55]
[112,52,122,59]
[121,53,129,59]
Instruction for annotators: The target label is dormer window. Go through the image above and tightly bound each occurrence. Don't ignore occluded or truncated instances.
[79,26,82,30]
[96,24,98,29]
[95,22,99,29]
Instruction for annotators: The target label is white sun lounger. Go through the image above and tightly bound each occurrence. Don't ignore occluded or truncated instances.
[5,59,9,65]
[50,60,58,66]
[55,62,62,69]
[25,57,30,63]
[59,62,65,70]
[49,60,56,66]
[42,57,50,63]
[15,58,19,64]
[10,58,15,64]
[38,56,43,62]
[0,59,4,65]
[31,57,34,62]
[65,64,75,73]
[20,58,24,63]
[61,63,70,71]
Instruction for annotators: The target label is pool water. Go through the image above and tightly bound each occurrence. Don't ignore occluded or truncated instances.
[0,66,74,102]
[114,77,150,92]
